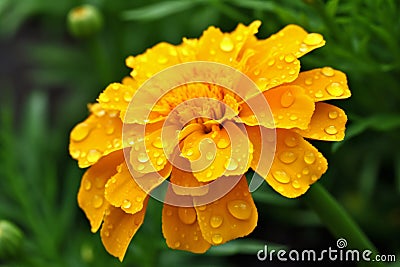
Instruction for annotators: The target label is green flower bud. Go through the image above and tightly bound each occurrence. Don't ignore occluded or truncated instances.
[0,220,23,259]
[67,5,103,38]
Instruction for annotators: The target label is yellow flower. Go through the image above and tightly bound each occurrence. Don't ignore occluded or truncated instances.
[69,21,350,261]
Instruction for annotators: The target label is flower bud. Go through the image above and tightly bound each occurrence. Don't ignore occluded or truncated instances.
[67,5,103,38]
[0,220,23,259]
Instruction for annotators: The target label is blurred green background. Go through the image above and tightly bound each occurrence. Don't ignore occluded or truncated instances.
[0,0,399,266]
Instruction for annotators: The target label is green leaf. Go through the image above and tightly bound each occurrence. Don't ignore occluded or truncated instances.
[206,239,286,256]
[121,1,204,21]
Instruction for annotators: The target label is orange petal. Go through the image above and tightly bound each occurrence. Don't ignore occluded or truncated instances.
[170,165,209,196]
[287,67,351,101]
[193,175,258,245]
[104,162,147,214]
[100,197,148,261]
[162,187,211,253]
[69,104,123,168]
[197,21,261,65]
[181,121,253,182]
[264,85,315,129]
[263,129,328,198]
[294,102,347,141]
[77,150,124,232]
[126,42,181,84]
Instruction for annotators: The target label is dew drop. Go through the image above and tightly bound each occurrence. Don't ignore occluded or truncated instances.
[227,200,252,220]
[166,209,172,216]
[178,207,197,225]
[279,151,297,164]
[253,69,260,76]
[113,138,121,148]
[136,196,143,202]
[138,152,149,163]
[87,149,102,163]
[197,205,206,211]
[219,36,234,52]
[324,125,338,135]
[289,114,298,121]
[210,215,223,228]
[185,149,194,156]
[99,94,110,103]
[305,78,313,85]
[105,125,114,135]
[272,170,291,184]
[217,138,230,149]
[328,111,338,119]
[311,175,318,181]
[224,158,238,171]
[292,180,301,189]
[210,49,216,55]
[123,92,132,102]
[280,90,295,108]
[326,82,344,97]
[304,151,316,164]
[284,136,298,147]
[93,194,103,208]
[153,151,160,157]
[84,180,92,191]
[94,109,106,117]
[122,199,131,209]
[206,151,214,161]
[211,234,223,244]
[303,33,323,46]
[302,168,310,175]
[284,54,296,63]
[156,157,164,166]
[206,170,213,178]
[157,56,168,64]
[314,90,324,98]
[321,66,334,77]
[137,164,145,171]
[174,241,181,248]
[71,123,91,142]
[71,149,81,159]
[267,59,275,66]
[104,230,110,237]
[152,137,163,148]
[193,236,199,241]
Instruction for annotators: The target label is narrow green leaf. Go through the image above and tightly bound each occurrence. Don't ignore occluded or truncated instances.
[206,239,286,256]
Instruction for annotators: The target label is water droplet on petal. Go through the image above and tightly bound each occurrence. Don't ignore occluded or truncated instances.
[71,123,91,142]
[324,125,338,135]
[220,36,234,52]
[197,205,206,211]
[157,56,168,64]
[328,111,338,119]
[272,170,291,184]
[185,149,194,157]
[227,200,252,220]
[137,164,145,171]
[302,168,310,175]
[284,54,296,63]
[71,149,81,159]
[284,136,298,147]
[104,230,110,237]
[99,94,110,103]
[292,180,301,189]
[113,138,121,148]
[211,234,223,244]
[279,151,297,164]
[138,152,149,163]
[174,241,181,248]
[311,175,318,181]
[210,215,223,228]
[281,90,295,108]
[289,114,298,121]
[217,138,230,149]
[84,180,91,190]
[314,90,324,98]
[136,196,142,202]
[303,33,323,46]
[305,78,313,85]
[152,137,163,149]
[206,170,213,178]
[326,82,344,97]
[304,151,316,164]
[93,194,103,208]
[105,125,114,135]
[206,151,214,161]
[321,67,334,77]
[178,207,197,225]
[122,199,131,209]
[87,149,102,163]
[267,59,275,66]
[156,157,164,166]
[123,91,132,102]
[224,158,238,171]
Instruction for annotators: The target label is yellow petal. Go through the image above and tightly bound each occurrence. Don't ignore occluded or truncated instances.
[170,165,209,196]
[287,67,351,101]
[262,129,328,198]
[100,197,148,261]
[69,104,123,168]
[193,175,257,245]
[162,186,211,253]
[104,162,148,214]
[294,102,347,141]
[181,121,253,182]
[77,150,124,232]
[263,85,315,129]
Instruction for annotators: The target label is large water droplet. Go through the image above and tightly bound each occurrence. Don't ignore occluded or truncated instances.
[217,138,230,149]
[122,199,132,209]
[178,207,197,225]
[279,151,297,164]
[93,194,103,208]
[152,137,163,149]
[321,67,334,77]
[303,33,323,46]
[326,82,344,97]
[304,151,316,164]
[281,90,295,108]
[224,158,238,171]
[272,170,291,184]
[87,149,102,163]
[211,234,223,244]
[284,54,296,63]
[219,36,234,52]
[138,152,149,163]
[284,136,298,147]
[328,111,338,119]
[71,123,91,142]
[227,200,252,220]
[210,215,223,228]
[324,125,338,135]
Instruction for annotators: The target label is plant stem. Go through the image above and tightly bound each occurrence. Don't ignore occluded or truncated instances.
[304,183,385,267]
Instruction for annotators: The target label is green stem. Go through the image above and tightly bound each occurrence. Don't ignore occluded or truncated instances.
[304,183,385,267]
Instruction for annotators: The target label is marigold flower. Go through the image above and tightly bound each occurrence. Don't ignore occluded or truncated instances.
[69,21,350,260]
